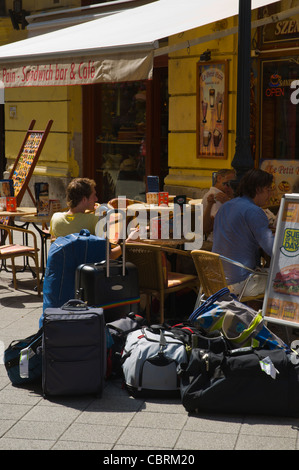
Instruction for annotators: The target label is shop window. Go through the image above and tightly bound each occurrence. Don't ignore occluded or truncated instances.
[260,57,299,160]
[97,82,147,202]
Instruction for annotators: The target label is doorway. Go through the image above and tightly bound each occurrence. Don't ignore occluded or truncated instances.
[82,63,168,203]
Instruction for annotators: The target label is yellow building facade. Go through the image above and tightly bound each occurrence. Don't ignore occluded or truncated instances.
[1,1,298,204]
[1,0,82,204]
[165,16,239,197]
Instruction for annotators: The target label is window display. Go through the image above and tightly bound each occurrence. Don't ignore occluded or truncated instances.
[260,57,299,160]
[97,82,147,202]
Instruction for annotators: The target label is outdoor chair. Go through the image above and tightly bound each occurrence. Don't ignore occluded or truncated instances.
[191,250,266,305]
[0,224,41,295]
[126,243,199,323]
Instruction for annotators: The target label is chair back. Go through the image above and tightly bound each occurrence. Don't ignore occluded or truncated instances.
[107,198,139,209]
[126,243,166,292]
[191,250,227,296]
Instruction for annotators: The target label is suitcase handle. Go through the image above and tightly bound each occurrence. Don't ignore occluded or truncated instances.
[61,299,89,311]
[106,209,126,278]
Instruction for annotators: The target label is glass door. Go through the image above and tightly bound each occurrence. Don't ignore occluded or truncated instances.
[96,81,147,202]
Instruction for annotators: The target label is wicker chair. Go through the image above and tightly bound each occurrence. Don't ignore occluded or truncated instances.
[107,198,140,210]
[126,243,199,323]
[191,250,266,303]
[0,224,41,294]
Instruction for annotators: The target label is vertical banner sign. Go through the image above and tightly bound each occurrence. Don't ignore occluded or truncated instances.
[196,60,228,160]
[263,194,299,326]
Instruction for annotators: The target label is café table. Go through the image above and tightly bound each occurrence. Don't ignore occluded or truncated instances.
[0,206,38,242]
[0,206,37,219]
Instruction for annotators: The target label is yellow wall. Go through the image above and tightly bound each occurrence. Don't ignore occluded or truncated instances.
[165,17,239,195]
[0,17,27,45]
[5,85,82,179]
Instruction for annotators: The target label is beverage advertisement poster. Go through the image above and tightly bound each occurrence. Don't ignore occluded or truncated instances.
[196,60,228,159]
[263,194,299,326]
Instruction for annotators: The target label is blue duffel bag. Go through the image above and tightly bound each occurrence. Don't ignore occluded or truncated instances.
[40,229,107,327]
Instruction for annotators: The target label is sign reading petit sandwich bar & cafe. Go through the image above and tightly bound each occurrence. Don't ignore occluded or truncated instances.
[263,194,299,326]
[0,53,153,87]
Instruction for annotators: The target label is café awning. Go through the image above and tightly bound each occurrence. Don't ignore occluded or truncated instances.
[0,0,281,87]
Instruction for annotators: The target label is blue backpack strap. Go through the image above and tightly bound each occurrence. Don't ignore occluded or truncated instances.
[188,287,230,322]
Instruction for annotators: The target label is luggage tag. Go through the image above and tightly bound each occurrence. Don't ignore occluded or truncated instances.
[19,347,35,378]
[259,356,280,379]
[290,340,299,365]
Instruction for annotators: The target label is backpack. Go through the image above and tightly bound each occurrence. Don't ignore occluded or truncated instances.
[121,326,188,398]
[40,229,106,327]
[188,288,288,351]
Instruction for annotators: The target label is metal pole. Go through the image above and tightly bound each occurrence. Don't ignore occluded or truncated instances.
[231,0,254,181]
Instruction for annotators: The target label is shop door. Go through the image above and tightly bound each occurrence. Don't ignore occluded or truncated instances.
[83,66,168,204]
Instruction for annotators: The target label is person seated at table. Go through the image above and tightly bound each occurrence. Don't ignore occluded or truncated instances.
[212,168,275,297]
[202,168,236,242]
[50,178,136,259]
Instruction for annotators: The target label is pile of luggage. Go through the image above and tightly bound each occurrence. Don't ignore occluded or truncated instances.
[3,228,299,417]
[4,283,299,418]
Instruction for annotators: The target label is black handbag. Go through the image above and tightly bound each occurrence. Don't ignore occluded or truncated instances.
[178,347,299,417]
[4,329,43,386]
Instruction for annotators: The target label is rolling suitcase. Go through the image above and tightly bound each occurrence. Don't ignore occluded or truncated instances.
[40,229,106,328]
[75,211,140,322]
[42,300,106,397]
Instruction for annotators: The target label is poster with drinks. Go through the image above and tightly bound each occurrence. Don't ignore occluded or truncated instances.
[263,194,299,326]
[197,60,228,159]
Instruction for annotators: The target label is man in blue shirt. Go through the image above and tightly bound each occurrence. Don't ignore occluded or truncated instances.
[212,169,275,297]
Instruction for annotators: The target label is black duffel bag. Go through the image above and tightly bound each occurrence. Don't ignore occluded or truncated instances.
[178,347,299,417]
[4,329,43,386]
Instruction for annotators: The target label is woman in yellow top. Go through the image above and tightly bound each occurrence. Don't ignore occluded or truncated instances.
[50,178,124,258]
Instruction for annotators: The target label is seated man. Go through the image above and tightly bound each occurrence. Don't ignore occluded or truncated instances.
[202,168,235,241]
[50,178,99,238]
[212,169,274,297]
[50,178,133,259]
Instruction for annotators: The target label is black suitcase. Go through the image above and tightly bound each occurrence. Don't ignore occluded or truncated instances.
[42,300,106,397]
[179,346,299,417]
[75,216,140,322]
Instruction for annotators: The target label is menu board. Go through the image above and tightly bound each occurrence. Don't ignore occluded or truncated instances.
[9,119,53,206]
[263,194,299,326]
[0,120,53,227]
[261,160,299,206]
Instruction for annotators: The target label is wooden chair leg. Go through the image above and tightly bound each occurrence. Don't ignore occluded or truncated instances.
[34,255,41,295]
[30,253,41,295]
[10,257,18,290]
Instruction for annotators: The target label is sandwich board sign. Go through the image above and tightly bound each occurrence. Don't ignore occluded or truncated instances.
[263,194,299,327]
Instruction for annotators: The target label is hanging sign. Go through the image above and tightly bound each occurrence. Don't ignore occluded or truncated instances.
[0,52,153,88]
[263,194,299,327]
